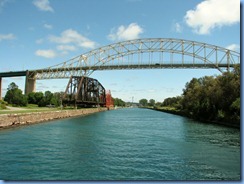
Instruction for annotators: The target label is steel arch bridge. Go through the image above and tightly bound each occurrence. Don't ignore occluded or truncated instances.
[29,38,240,80]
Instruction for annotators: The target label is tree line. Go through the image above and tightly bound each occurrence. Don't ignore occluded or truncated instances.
[2,82,127,108]
[113,97,126,107]
[139,99,156,107]
[139,65,240,124]
[162,65,240,124]
[3,82,62,107]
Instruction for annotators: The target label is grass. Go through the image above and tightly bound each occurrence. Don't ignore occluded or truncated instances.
[0,108,61,115]
[156,106,179,111]
[0,104,100,115]
[0,104,63,114]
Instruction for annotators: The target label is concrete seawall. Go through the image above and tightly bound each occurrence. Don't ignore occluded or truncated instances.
[0,108,107,129]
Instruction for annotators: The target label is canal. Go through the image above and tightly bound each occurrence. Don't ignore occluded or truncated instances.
[0,108,240,180]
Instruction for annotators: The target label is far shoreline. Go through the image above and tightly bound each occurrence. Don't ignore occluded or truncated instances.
[144,107,240,129]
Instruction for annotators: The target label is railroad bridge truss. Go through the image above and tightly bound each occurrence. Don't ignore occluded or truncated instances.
[62,76,106,107]
[0,38,240,102]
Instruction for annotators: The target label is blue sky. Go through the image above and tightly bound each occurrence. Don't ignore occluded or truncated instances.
[0,0,240,102]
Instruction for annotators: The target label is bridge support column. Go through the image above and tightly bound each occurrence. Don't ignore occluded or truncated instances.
[0,77,2,100]
[25,71,36,95]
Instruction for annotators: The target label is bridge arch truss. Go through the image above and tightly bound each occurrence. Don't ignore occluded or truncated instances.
[32,38,240,79]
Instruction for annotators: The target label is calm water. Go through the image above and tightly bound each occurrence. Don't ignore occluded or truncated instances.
[0,108,240,180]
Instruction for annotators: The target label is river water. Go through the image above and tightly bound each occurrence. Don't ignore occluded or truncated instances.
[0,108,240,180]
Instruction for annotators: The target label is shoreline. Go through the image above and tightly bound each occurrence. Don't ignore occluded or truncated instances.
[0,107,108,130]
[146,107,240,129]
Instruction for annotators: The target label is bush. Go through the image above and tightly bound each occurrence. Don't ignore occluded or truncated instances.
[0,100,7,109]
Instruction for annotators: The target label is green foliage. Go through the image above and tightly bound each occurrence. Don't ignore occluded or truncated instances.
[0,100,8,109]
[34,92,44,104]
[155,102,162,107]
[6,84,62,108]
[148,99,156,107]
[4,82,28,106]
[162,96,182,109]
[113,98,126,107]
[180,65,240,123]
[37,91,61,107]
[231,98,240,111]
[27,92,36,104]
[139,98,148,106]
[7,82,18,91]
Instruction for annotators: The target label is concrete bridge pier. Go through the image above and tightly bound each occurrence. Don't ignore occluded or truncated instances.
[25,71,36,95]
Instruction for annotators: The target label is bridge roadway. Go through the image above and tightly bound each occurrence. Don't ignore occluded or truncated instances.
[0,63,235,78]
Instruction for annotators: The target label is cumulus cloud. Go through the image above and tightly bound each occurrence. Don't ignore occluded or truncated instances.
[35,49,56,58]
[48,29,96,49]
[226,44,240,51]
[108,23,143,41]
[0,33,15,41]
[184,0,240,34]
[33,0,54,12]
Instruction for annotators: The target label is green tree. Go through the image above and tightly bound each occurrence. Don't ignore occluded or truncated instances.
[4,82,28,106]
[37,91,53,107]
[0,100,8,109]
[37,91,62,107]
[113,98,126,107]
[34,92,44,104]
[180,65,240,123]
[44,91,53,104]
[162,96,182,109]
[148,99,155,107]
[28,92,36,104]
[155,102,162,107]
[139,99,148,106]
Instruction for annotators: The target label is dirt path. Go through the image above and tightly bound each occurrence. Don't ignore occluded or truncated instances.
[3,106,27,111]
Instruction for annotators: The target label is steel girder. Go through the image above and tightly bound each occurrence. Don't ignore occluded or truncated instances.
[29,38,240,79]
[63,76,106,106]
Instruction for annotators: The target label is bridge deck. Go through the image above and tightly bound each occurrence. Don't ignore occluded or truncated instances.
[0,71,27,78]
[0,63,235,79]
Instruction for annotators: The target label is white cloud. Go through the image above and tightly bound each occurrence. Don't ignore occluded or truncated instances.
[35,49,56,58]
[33,0,54,12]
[44,23,53,29]
[48,29,96,49]
[184,0,240,34]
[57,45,76,51]
[108,23,143,41]
[226,44,240,51]
[174,22,183,33]
[0,33,15,41]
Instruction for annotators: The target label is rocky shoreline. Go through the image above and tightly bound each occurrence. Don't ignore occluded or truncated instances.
[0,107,108,129]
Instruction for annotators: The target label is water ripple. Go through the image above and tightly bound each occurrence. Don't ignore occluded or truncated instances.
[0,108,240,180]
